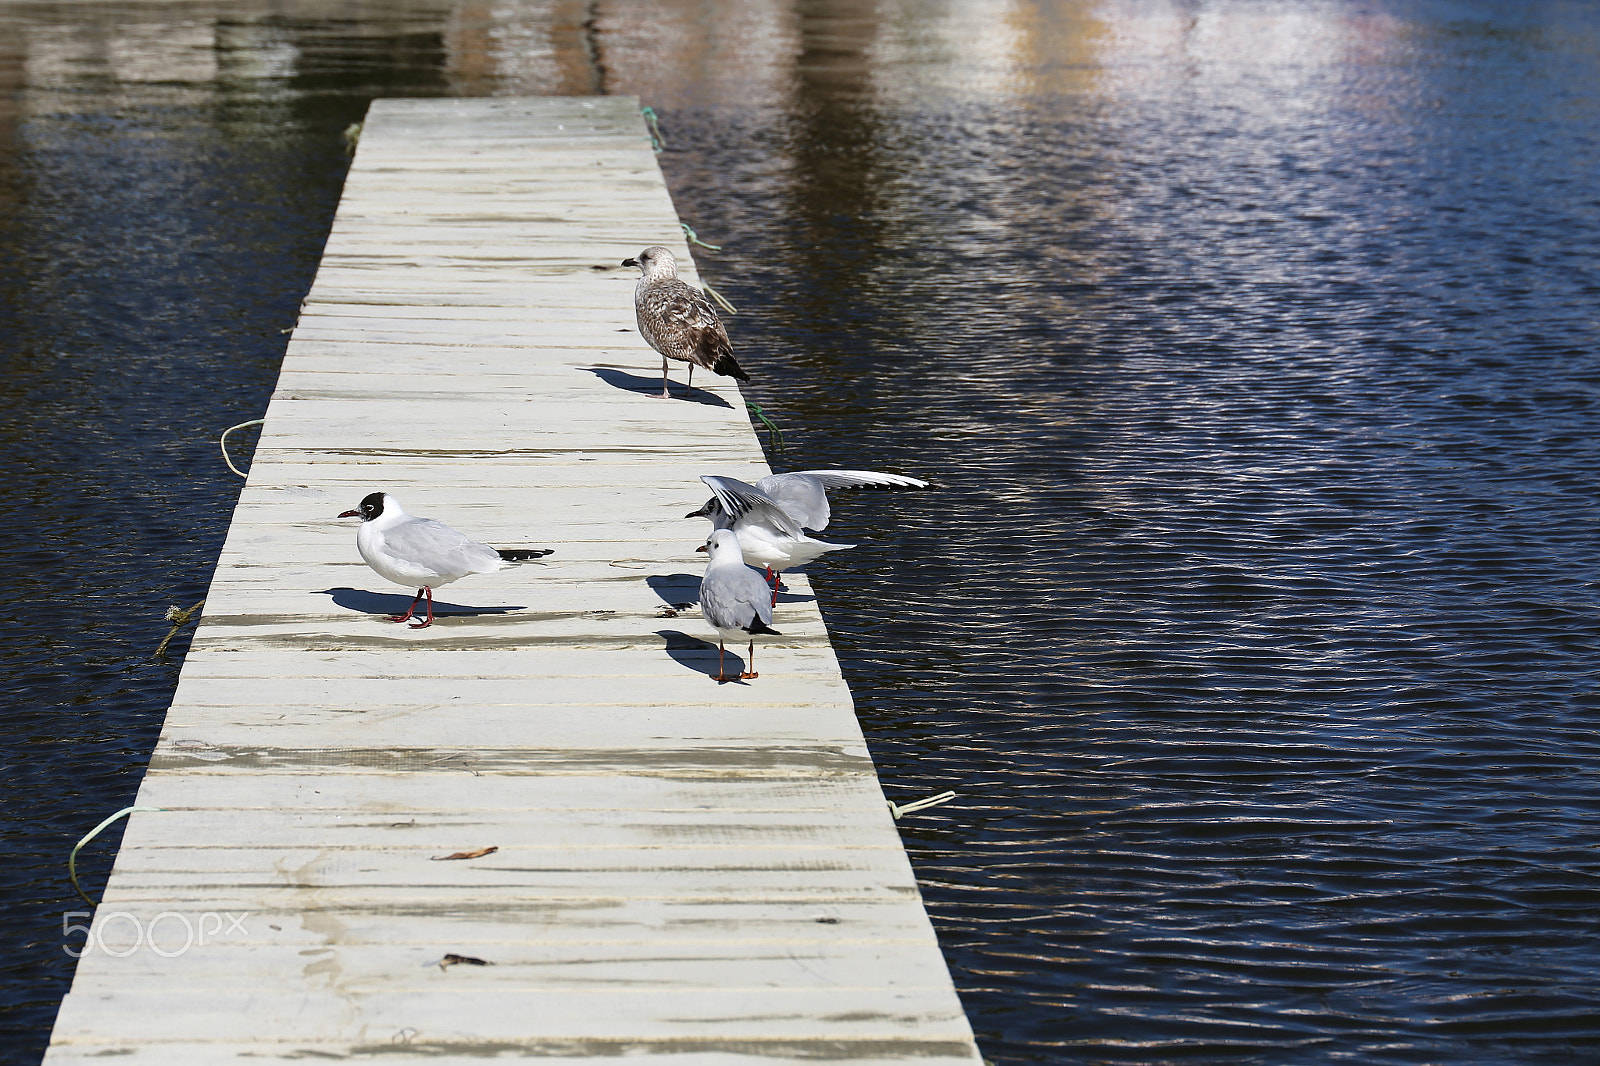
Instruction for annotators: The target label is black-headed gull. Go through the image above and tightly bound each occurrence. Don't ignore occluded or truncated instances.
[697,528,781,682]
[694,469,929,531]
[687,475,854,594]
[686,470,928,598]
[338,492,552,629]
[622,246,748,399]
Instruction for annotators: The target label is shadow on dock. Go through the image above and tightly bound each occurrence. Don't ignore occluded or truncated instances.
[646,573,699,608]
[647,573,814,609]
[656,628,750,682]
[315,587,526,617]
[581,365,735,407]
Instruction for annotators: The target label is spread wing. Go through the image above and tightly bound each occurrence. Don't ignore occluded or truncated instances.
[755,470,929,530]
[700,475,803,537]
[789,469,929,491]
[753,473,832,530]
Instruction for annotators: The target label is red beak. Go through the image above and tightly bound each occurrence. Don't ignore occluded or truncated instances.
[338,510,360,518]
[695,544,708,553]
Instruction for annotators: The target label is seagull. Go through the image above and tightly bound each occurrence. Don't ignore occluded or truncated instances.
[701,469,930,531]
[688,475,852,582]
[697,528,781,682]
[686,471,928,599]
[622,245,748,399]
[337,492,552,629]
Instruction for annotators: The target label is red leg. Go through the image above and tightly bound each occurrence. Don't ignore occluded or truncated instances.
[387,588,424,623]
[408,586,436,629]
[741,638,759,680]
[714,640,733,683]
[766,566,778,607]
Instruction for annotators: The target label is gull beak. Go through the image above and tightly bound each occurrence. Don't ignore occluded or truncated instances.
[338,509,360,518]
[695,544,708,553]
[621,257,638,267]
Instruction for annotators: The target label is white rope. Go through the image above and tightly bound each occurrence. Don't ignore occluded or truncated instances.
[219,419,264,477]
[887,791,957,820]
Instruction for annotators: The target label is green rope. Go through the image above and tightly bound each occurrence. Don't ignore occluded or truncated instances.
[746,403,786,455]
[640,106,665,152]
[680,223,721,251]
[70,807,164,907]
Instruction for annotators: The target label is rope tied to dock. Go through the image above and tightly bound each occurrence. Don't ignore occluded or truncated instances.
[220,418,265,477]
[701,282,736,315]
[640,106,666,152]
[70,807,165,906]
[155,599,206,657]
[887,791,957,820]
[746,403,786,454]
[680,223,721,251]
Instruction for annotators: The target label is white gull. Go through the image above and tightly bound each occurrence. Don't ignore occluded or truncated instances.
[338,491,551,629]
[697,528,781,682]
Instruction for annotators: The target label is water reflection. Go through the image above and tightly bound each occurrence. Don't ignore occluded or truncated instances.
[4,2,1600,1064]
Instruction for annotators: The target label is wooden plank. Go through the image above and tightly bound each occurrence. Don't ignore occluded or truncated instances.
[44,96,979,1064]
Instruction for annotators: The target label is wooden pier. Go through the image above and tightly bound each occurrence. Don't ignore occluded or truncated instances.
[44,97,981,1063]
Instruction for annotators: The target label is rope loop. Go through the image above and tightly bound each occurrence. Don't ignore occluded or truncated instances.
[220,419,265,477]
[70,806,165,906]
[681,223,722,251]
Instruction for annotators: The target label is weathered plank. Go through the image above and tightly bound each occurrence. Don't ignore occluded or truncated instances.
[43,96,979,1064]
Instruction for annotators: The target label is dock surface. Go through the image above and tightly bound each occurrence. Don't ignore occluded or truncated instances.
[44,97,980,1063]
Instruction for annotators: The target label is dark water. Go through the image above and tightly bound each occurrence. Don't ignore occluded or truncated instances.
[4,2,1600,1062]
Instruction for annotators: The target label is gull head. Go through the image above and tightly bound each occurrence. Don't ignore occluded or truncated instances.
[685,496,726,521]
[339,491,396,521]
[622,245,678,280]
[699,527,742,560]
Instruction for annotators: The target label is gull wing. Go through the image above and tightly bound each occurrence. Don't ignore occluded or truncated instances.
[789,469,929,490]
[700,475,804,537]
[753,473,832,530]
[640,279,729,364]
[699,561,775,632]
[755,470,930,530]
[384,516,501,577]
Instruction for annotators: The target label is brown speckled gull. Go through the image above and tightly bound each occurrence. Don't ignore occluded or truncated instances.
[622,245,748,399]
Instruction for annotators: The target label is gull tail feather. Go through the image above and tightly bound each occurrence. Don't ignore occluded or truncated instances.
[498,548,555,562]
[712,353,750,381]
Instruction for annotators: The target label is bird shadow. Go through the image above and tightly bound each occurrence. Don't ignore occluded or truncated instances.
[646,573,700,609]
[316,588,526,618]
[645,571,814,613]
[656,629,750,684]
[580,366,734,408]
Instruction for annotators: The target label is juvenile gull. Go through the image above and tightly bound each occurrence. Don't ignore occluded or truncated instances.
[338,492,552,629]
[687,475,856,601]
[622,246,748,399]
[697,528,781,682]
